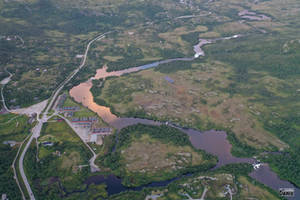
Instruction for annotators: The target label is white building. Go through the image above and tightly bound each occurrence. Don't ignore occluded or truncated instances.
[90,134,98,143]
[2,194,8,200]
[76,54,84,58]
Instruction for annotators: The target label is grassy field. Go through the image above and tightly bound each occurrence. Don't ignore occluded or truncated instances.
[102,124,217,187]
[85,0,300,153]
[2,0,297,108]
[122,134,204,172]
[1,0,300,197]
[62,93,109,127]
[23,118,97,199]
[0,113,32,200]
[86,0,300,152]
[0,0,298,109]
[85,0,300,188]
[0,0,212,107]
[94,61,286,150]
[238,176,279,200]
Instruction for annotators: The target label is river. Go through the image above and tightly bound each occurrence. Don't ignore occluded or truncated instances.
[69,35,299,199]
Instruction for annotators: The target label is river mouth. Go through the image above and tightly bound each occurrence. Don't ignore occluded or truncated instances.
[69,35,299,199]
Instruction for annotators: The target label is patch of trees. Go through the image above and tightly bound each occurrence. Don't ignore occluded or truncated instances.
[109,190,147,200]
[181,32,201,45]
[264,114,300,147]
[0,145,22,200]
[117,124,192,148]
[264,150,300,187]
[206,35,300,80]
[154,60,193,74]
[90,79,104,97]
[118,2,165,21]
[226,130,258,157]
[102,124,217,187]
[215,163,253,176]
[104,46,145,72]
[24,139,92,199]
[262,114,300,187]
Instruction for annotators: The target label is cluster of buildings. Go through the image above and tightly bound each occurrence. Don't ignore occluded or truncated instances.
[92,127,111,134]
[71,117,98,128]
[56,94,112,145]
[56,94,80,112]
[88,127,112,144]
[56,94,80,116]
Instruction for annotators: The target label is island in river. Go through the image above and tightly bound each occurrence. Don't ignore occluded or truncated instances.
[69,45,299,199]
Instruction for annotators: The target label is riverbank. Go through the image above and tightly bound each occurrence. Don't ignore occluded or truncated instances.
[68,33,299,199]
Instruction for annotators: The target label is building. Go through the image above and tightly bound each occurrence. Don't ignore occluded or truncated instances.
[165,76,174,84]
[76,54,84,58]
[90,134,98,143]
[56,94,67,109]
[55,118,64,122]
[3,140,16,147]
[59,106,80,112]
[71,117,98,123]
[65,112,74,117]
[2,194,8,200]
[92,127,112,135]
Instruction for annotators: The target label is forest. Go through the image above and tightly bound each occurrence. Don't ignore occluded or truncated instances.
[102,124,217,187]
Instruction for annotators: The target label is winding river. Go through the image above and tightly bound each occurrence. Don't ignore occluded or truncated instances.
[69,35,299,199]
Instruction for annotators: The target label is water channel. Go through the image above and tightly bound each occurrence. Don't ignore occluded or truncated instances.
[69,35,299,199]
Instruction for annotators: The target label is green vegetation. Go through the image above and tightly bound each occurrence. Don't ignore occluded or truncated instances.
[96,62,286,151]
[2,0,300,198]
[109,191,147,200]
[23,118,96,199]
[62,94,108,127]
[259,112,300,187]
[110,164,281,200]
[0,0,215,108]
[84,0,300,188]
[154,60,193,74]
[102,124,217,187]
[0,113,31,200]
[226,131,259,157]
[263,151,300,187]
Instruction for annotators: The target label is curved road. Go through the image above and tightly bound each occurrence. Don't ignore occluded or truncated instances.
[1,69,12,112]
[18,32,111,200]
[58,114,100,172]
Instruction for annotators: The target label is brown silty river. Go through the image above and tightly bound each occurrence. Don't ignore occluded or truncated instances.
[70,34,241,129]
[69,36,299,198]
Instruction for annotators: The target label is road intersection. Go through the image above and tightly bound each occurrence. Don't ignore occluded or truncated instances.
[2,32,111,200]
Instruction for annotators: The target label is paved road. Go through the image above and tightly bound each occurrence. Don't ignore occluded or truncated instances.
[18,122,42,200]
[44,32,111,115]
[11,100,48,117]
[1,70,12,112]
[11,134,30,200]
[18,32,110,200]
[59,115,100,172]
